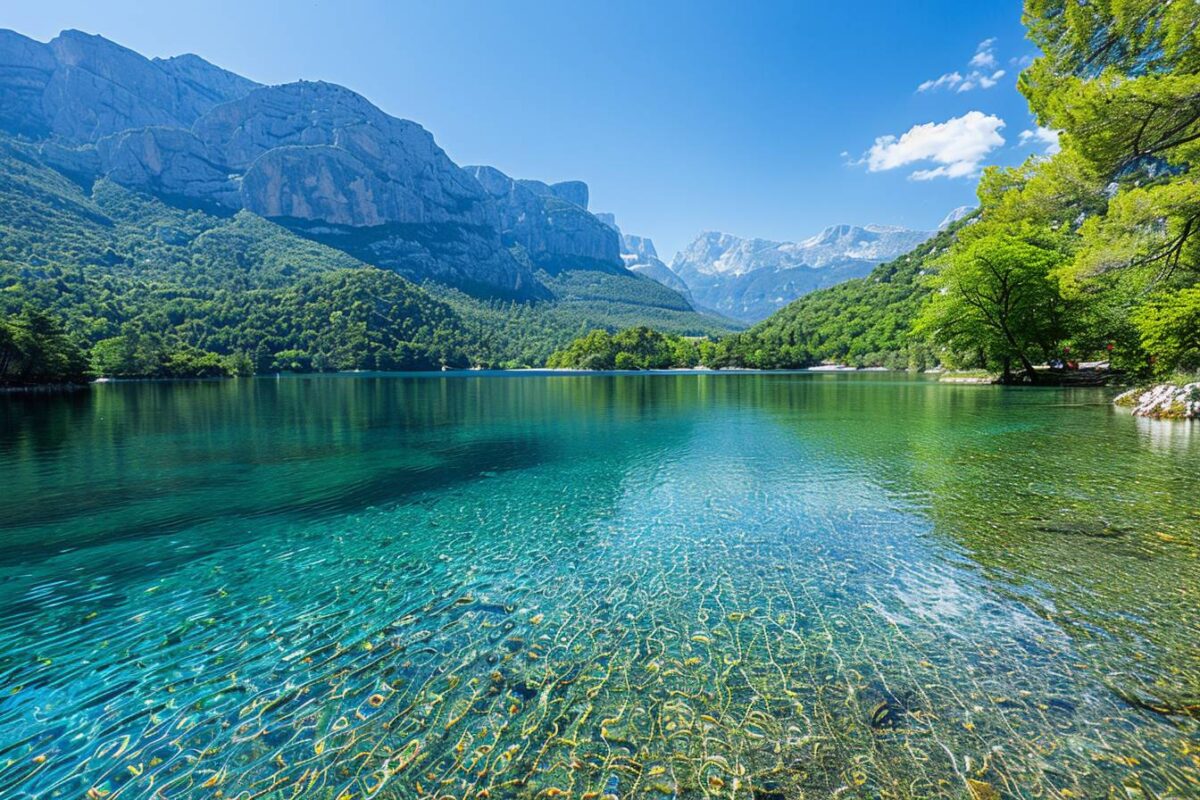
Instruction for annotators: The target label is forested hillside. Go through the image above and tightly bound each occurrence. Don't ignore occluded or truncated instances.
[701,222,965,369]
[680,0,1200,381]
[0,135,732,383]
[0,138,476,381]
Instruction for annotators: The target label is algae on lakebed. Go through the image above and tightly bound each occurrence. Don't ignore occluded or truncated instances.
[0,373,1196,798]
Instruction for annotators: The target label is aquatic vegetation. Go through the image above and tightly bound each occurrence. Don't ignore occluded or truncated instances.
[0,374,1197,799]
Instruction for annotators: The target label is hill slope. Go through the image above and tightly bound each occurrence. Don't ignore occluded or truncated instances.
[670,225,934,322]
[710,221,968,369]
[0,137,479,373]
[0,28,733,377]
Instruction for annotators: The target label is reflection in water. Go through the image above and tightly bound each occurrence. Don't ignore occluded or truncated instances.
[1136,414,1196,453]
[0,373,1196,799]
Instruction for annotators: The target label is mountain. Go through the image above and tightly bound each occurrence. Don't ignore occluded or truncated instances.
[708,216,974,369]
[0,28,732,376]
[0,28,713,303]
[466,166,622,274]
[0,29,260,141]
[594,212,695,299]
[669,224,933,323]
[938,206,975,230]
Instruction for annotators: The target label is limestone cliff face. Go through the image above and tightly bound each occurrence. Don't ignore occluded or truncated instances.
[193,82,497,229]
[0,29,258,142]
[594,212,695,302]
[0,30,56,137]
[0,29,629,298]
[466,165,621,271]
[517,178,589,210]
[153,53,261,112]
[621,234,658,263]
[95,126,238,205]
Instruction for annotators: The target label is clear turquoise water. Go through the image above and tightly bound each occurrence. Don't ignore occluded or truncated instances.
[0,373,1197,799]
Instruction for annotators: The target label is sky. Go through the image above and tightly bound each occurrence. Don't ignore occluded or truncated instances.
[5,0,1056,260]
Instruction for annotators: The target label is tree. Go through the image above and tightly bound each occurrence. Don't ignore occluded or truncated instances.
[1133,287,1200,376]
[546,327,716,371]
[915,225,1071,381]
[1021,1,1200,293]
[546,330,616,370]
[89,336,135,377]
[0,306,88,386]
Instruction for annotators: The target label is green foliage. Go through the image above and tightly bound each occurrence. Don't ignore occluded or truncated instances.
[0,140,489,379]
[1132,287,1200,376]
[914,223,1072,379]
[547,327,706,370]
[1008,0,1200,377]
[0,306,88,386]
[430,270,735,369]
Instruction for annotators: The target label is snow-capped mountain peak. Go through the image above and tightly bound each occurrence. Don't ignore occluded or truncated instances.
[938,206,976,230]
[668,221,937,322]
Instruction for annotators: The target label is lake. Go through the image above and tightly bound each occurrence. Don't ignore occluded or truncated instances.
[0,372,1197,799]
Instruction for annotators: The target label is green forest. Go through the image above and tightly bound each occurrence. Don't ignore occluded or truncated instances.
[0,138,731,386]
[4,0,1199,388]
[554,0,1200,384]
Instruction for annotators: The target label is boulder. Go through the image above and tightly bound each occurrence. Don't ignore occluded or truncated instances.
[1114,383,1200,420]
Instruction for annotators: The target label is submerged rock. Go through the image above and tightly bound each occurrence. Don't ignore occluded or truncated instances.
[1114,383,1200,420]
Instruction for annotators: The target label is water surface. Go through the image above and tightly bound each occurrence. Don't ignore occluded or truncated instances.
[0,373,1197,799]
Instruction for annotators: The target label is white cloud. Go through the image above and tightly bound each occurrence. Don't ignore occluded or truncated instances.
[918,38,1005,93]
[969,39,998,69]
[910,162,979,181]
[1019,126,1061,155]
[865,111,1006,180]
[918,71,963,92]
[958,69,1006,92]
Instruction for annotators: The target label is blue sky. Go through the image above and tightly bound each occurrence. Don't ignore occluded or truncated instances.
[7,0,1054,259]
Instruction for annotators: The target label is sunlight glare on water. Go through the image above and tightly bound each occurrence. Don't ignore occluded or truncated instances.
[0,373,1197,799]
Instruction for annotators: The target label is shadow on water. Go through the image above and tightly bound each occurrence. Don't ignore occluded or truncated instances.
[0,372,1197,799]
[0,374,715,563]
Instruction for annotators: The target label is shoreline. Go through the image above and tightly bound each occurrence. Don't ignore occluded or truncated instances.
[2,366,1133,391]
[1114,383,1200,420]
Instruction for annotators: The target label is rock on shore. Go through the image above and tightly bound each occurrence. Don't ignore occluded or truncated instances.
[1114,383,1200,420]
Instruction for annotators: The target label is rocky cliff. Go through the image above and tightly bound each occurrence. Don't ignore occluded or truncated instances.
[0,29,258,141]
[670,225,933,322]
[0,29,646,299]
[595,212,695,301]
[466,165,622,273]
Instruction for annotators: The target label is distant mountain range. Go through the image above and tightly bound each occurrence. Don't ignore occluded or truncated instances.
[0,26,971,372]
[594,213,695,300]
[667,224,937,322]
[0,28,733,372]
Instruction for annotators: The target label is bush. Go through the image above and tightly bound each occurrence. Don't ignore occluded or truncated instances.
[1133,288,1200,377]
